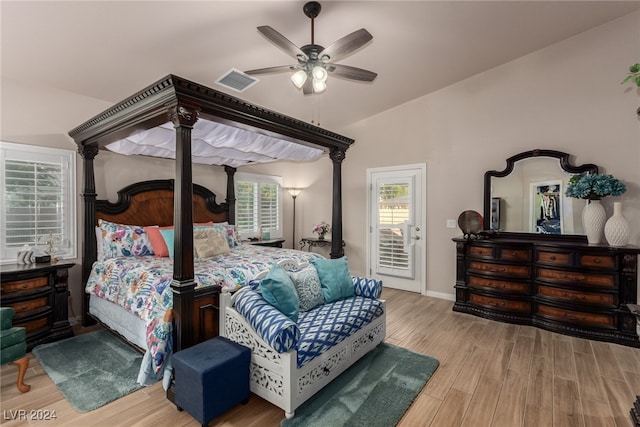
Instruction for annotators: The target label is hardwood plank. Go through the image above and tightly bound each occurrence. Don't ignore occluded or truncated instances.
[592,341,626,381]
[582,399,616,427]
[492,369,528,427]
[523,356,553,427]
[601,376,635,427]
[571,336,593,355]
[429,388,473,427]
[553,377,584,427]
[532,328,554,360]
[460,375,502,427]
[398,392,441,427]
[554,339,578,380]
[508,334,535,374]
[574,351,608,403]
[451,346,492,394]
[613,345,640,375]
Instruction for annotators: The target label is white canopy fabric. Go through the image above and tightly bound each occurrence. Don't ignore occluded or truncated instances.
[106,119,325,167]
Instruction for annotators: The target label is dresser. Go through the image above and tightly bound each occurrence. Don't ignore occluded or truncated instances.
[1,262,75,350]
[453,237,640,347]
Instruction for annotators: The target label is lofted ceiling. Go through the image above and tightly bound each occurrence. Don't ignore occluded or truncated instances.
[2,1,639,132]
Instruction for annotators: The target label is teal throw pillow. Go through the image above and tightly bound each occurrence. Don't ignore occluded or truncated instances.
[260,264,300,322]
[159,229,175,258]
[311,257,354,303]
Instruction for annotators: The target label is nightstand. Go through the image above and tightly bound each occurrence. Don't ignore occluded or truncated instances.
[0,262,75,351]
[244,239,285,248]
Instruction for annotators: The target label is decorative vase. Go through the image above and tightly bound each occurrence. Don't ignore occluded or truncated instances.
[318,233,326,240]
[582,199,606,244]
[604,202,631,247]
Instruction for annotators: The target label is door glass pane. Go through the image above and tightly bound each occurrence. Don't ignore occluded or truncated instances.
[376,181,413,277]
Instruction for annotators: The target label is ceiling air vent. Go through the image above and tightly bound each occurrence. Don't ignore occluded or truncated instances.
[215,68,259,92]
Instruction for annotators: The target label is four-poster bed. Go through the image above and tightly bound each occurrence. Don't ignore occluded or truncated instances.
[68,74,354,386]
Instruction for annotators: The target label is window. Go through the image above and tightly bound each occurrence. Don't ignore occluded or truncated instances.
[1,142,77,263]
[235,172,282,240]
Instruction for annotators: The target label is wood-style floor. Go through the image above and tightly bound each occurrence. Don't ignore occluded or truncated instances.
[1,288,639,426]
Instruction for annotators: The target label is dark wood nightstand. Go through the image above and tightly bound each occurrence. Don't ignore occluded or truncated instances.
[243,239,285,248]
[1,261,75,351]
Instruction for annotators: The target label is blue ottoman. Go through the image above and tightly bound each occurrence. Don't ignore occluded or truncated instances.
[173,337,251,426]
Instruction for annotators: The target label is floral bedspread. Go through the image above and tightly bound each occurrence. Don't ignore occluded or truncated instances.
[85,245,321,377]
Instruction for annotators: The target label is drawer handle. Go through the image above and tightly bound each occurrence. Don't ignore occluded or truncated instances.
[512,252,518,257]
[21,305,28,311]
[549,255,556,261]
[594,258,601,264]
[21,284,29,289]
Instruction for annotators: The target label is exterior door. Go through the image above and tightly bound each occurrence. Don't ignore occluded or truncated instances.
[367,164,425,293]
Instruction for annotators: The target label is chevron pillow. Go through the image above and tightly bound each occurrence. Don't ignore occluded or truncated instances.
[234,289,300,353]
[353,276,383,299]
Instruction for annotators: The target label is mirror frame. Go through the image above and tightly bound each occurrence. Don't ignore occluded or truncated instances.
[483,149,598,237]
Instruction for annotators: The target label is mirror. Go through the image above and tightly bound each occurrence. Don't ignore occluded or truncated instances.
[483,150,598,235]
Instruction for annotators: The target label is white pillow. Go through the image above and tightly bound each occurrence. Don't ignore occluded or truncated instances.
[95,226,104,260]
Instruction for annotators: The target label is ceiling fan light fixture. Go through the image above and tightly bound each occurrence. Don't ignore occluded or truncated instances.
[312,66,328,82]
[312,79,327,93]
[291,70,308,88]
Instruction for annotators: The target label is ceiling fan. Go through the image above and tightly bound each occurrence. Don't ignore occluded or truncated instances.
[245,1,377,95]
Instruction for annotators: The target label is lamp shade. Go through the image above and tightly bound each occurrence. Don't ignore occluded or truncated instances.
[291,70,308,89]
[312,79,327,93]
[311,66,328,82]
[287,188,303,197]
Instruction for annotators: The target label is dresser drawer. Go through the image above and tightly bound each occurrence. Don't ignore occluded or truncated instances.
[536,268,615,287]
[469,261,529,277]
[5,296,50,316]
[580,254,615,269]
[468,275,529,294]
[470,294,530,313]
[536,304,615,328]
[537,250,572,266]
[469,246,492,258]
[499,248,530,261]
[2,276,49,294]
[537,285,615,305]
[13,315,50,334]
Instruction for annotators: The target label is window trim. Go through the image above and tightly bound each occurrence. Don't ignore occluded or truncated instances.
[0,141,77,264]
[235,172,283,240]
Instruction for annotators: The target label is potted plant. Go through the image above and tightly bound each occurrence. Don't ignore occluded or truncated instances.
[312,221,331,240]
[565,174,626,244]
[622,62,640,116]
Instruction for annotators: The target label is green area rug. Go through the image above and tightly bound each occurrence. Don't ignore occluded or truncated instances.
[32,330,143,412]
[281,343,439,427]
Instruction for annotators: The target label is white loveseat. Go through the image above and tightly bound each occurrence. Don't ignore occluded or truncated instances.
[219,260,386,419]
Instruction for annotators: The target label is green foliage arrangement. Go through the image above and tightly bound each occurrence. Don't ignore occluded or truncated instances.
[565,174,626,200]
[622,63,640,87]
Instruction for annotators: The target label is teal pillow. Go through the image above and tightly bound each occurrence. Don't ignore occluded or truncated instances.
[311,257,354,303]
[260,264,300,322]
[159,229,175,258]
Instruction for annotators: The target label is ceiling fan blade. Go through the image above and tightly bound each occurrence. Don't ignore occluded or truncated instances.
[318,28,372,63]
[245,65,298,75]
[326,63,377,82]
[257,26,308,60]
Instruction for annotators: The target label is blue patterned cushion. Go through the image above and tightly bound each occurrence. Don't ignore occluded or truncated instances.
[289,265,324,312]
[98,219,154,260]
[353,276,383,299]
[296,296,384,368]
[311,257,355,303]
[260,264,300,322]
[234,289,300,353]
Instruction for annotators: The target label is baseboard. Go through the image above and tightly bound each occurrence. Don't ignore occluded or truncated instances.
[425,290,455,301]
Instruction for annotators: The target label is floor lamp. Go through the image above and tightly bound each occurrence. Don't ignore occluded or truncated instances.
[287,188,303,249]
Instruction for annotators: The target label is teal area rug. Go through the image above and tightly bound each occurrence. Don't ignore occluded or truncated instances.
[281,343,439,427]
[32,330,143,412]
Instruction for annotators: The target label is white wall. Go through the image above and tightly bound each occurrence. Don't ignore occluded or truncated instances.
[2,10,638,317]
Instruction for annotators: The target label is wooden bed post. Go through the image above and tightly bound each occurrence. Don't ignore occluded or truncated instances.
[169,104,199,352]
[329,148,345,259]
[78,144,99,326]
[224,166,236,225]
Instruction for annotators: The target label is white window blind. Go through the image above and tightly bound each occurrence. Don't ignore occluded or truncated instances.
[235,172,282,239]
[377,182,411,273]
[1,142,77,263]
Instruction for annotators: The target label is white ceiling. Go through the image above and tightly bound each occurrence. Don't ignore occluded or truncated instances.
[2,1,639,132]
